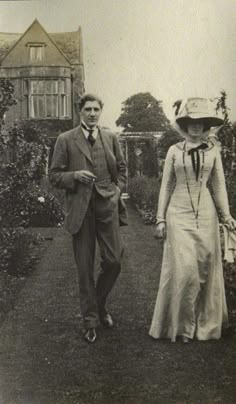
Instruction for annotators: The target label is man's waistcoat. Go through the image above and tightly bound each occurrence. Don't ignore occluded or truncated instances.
[88,132,113,197]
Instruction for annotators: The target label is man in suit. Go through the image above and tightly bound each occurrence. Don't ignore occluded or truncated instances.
[50,94,127,343]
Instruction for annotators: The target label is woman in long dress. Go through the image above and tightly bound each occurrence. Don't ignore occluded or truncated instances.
[149,97,236,343]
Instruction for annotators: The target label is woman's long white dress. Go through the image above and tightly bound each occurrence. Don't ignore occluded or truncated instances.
[149,142,229,341]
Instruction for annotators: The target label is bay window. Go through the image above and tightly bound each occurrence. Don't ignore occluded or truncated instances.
[24,79,70,119]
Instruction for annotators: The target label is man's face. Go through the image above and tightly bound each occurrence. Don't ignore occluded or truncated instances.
[80,101,102,128]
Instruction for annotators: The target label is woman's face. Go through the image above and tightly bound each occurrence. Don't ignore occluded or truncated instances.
[187,120,204,139]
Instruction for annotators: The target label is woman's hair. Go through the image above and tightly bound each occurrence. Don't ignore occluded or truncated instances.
[78,94,104,111]
[177,117,211,133]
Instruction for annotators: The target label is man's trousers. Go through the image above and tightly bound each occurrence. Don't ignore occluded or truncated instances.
[72,190,122,329]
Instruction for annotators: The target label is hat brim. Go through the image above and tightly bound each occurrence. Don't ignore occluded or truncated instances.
[174,119,224,139]
[176,115,224,129]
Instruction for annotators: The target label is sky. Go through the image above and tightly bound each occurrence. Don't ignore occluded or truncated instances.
[0,0,235,129]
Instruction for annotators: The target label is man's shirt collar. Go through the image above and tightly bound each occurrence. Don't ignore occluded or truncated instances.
[81,121,98,140]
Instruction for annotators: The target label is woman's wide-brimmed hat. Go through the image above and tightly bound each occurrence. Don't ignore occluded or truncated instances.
[174,97,224,134]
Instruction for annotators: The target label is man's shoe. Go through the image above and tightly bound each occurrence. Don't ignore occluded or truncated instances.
[100,313,114,328]
[84,328,97,343]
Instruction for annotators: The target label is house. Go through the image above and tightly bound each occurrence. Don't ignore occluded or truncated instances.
[0,19,85,141]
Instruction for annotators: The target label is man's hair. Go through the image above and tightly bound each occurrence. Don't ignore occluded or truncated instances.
[78,94,104,111]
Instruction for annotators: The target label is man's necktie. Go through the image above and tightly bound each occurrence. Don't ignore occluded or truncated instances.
[188,143,208,181]
[81,123,96,146]
[87,130,95,146]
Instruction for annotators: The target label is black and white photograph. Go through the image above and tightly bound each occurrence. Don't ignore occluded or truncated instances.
[0,0,236,403]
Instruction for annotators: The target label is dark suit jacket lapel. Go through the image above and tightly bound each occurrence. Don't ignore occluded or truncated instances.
[99,128,118,182]
[73,127,93,163]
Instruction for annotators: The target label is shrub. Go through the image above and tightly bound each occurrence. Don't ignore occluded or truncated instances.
[0,227,41,276]
[0,176,64,229]
[0,79,63,277]
[40,176,65,208]
[225,171,236,218]
[157,128,183,159]
[0,79,17,121]
[0,119,64,228]
[23,185,64,227]
[129,175,160,223]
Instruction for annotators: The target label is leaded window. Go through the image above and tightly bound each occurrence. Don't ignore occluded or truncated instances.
[29,45,44,62]
[24,79,70,119]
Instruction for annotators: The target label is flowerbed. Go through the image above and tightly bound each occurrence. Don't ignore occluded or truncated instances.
[0,80,63,277]
[18,185,64,228]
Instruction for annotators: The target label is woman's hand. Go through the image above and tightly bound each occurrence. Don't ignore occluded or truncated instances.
[154,222,167,240]
[226,217,236,231]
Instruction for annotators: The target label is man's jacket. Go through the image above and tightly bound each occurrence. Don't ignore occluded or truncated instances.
[49,126,128,234]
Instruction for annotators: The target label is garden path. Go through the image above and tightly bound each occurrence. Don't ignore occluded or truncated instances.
[0,202,235,404]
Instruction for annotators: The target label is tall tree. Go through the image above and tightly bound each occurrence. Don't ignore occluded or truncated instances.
[116,92,170,132]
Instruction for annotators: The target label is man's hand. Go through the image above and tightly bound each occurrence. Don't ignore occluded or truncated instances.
[74,170,96,184]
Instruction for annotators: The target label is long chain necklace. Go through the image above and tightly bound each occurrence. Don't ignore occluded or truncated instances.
[182,141,205,228]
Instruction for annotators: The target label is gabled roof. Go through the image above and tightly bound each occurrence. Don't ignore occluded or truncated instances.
[0,20,82,65]
[51,31,81,64]
[0,33,20,61]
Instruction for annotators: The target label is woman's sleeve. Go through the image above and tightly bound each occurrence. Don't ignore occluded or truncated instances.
[210,148,231,222]
[156,146,176,221]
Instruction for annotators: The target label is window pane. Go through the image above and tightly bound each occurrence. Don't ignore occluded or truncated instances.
[25,95,29,117]
[36,47,43,61]
[30,96,37,117]
[52,81,58,94]
[30,46,43,61]
[61,95,68,116]
[30,47,36,60]
[46,95,52,117]
[30,95,44,117]
[45,81,52,94]
[52,95,59,117]
[31,81,38,94]
[38,81,44,93]
[45,80,58,94]
[46,95,58,117]
[23,80,28,94]
[60,80,65,94]
[38,96,44,117]
[38,80,44,94]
